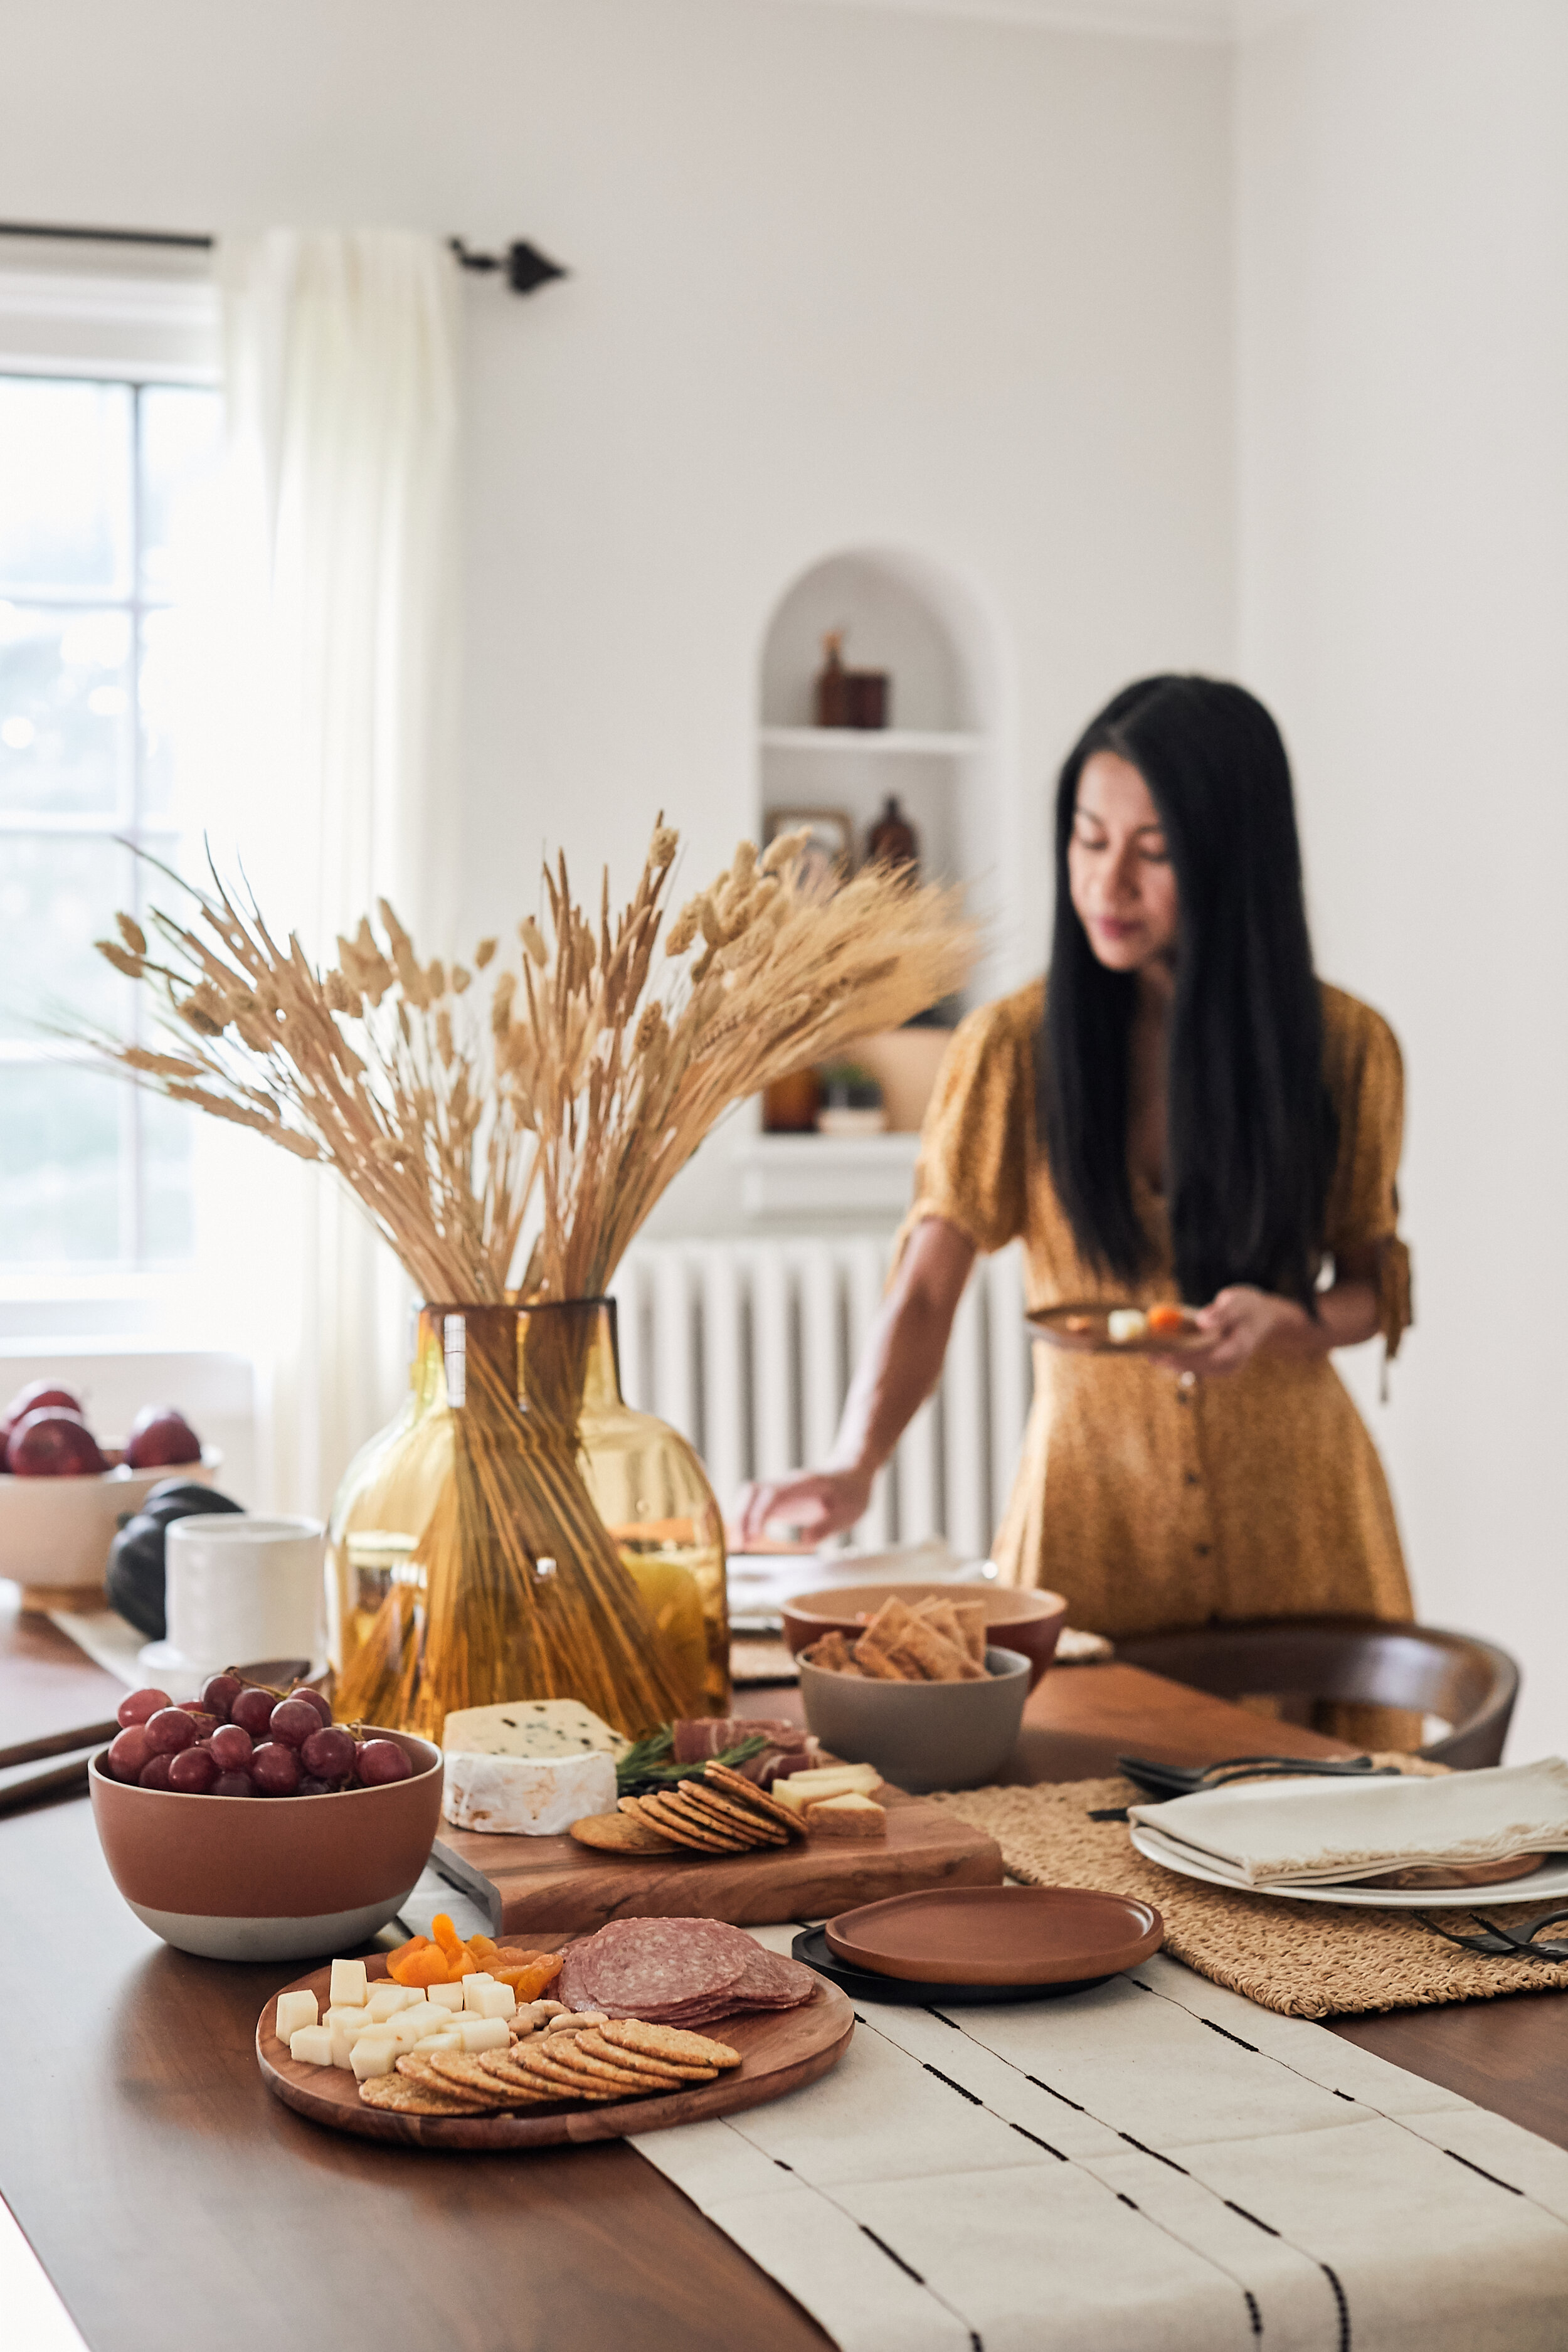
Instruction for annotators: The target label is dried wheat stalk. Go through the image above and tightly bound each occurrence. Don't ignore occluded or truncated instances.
[85,822,977,1301]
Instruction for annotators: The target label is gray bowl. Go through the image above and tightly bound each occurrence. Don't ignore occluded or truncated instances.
[798,1643,1030,1793]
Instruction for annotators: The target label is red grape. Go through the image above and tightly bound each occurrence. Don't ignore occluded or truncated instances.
[137,1753,175,1790]
[107,1725,154,1782]
[184,1709,218,1740]
[268,1697,322,1749]
[231,1686,277,1737]
[356,1738,412,1786]
[210,1769,256,1798]
[144,1707,197,1754]
[168,1744,218,1793]
[252,1740,302,1795]
[300,1725,356,1781]
[285,1685,332,1726]
[297,1775,333,1795]
[199,1673,243,1720]
[208,1723,253,1771]
[124,1404,202,1469]
[117,1687,171,1729]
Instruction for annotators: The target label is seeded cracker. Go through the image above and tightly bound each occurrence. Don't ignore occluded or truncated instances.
[361,2074,490,2117]
[598,2020,742,2068]
[576,2030,716,2082]
[701,1762,807,1837]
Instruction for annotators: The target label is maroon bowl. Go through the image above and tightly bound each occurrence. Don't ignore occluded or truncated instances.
[782,1581,1067,1690]
[90,1726,442,1961]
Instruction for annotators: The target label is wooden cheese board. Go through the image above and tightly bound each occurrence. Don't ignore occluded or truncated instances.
[257,1941,854,2148]
[432,1784,1005,1935]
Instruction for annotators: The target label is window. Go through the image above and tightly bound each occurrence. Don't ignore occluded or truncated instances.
[0,371,223,1271]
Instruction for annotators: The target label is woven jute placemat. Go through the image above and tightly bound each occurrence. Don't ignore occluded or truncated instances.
[930,1774,1568,2017]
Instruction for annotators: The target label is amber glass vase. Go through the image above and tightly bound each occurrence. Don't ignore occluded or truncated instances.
[326,1300,729,1740]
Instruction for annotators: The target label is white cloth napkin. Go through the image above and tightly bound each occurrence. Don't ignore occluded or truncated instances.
[1127,1757,1568,1887]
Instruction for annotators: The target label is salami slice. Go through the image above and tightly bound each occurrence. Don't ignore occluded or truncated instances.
[729,1943,816,2008]
[562,1918,750,2015]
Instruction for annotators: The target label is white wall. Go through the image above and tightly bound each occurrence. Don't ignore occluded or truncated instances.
[1236,0,1568,1754]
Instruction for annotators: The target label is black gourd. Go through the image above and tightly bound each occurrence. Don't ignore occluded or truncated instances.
[105,1480,245,1640]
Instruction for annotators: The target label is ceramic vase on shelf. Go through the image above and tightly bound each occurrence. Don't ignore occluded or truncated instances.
[326,1299,729,1741]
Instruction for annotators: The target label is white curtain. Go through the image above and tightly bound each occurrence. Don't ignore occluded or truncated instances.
[199,231,462,1524]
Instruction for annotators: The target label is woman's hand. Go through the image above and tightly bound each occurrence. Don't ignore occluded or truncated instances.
[1165,1285,1307,1376]
[732,1467,873,1549]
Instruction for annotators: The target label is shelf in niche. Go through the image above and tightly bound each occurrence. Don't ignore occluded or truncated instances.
[760,726,987,757]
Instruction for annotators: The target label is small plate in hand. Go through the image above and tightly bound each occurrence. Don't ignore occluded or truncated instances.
[1027,1303,1209,1357]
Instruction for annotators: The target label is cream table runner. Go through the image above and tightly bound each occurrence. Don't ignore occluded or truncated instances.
[632,1926,1568,2351]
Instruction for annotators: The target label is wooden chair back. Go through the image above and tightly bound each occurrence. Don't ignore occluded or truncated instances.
[1113,1618,1518,1769]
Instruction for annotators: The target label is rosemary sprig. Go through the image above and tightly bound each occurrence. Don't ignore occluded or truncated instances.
[616,1727,767,1797]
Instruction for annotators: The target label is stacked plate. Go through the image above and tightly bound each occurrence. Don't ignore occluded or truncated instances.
[794,1885,1162,2005]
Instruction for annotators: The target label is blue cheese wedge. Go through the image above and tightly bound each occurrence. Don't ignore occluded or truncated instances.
[440,1699,626,1836]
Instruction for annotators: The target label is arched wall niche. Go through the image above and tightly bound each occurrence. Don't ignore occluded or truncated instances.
[756,543,1013,1014]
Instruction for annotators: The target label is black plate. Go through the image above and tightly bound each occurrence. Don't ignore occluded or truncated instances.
[790,1926,1113,2006]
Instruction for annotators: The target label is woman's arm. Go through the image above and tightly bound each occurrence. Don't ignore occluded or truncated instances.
[732,1216,977,1544]
[1173,1243,1382,1377]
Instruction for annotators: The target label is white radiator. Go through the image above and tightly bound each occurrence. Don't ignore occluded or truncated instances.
[607,1239,1032,1558]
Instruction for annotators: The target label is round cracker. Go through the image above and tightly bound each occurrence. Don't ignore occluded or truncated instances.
[509,2043,624,2099]
[702,1762,807,1836]
[598,2018,742,2067]
[575,2029,716,2082]
[636,1795,748,1851]
[363,2072,490,2115]
[679,1786,789,1845]
[571,1809,680,1854]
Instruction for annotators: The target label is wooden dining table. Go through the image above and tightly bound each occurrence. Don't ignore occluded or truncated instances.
[3,1589,1564,2352]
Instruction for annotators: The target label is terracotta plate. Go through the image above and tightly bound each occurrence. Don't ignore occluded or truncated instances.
[1027,1303,1209,1359]
[824,1883,1163,1986]
[792,1926,1114,2006]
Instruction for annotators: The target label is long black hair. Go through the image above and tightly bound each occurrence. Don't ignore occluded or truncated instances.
[1038,674,1335,1310]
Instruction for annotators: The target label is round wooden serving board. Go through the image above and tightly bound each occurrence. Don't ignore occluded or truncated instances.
[256,1939,854,2148]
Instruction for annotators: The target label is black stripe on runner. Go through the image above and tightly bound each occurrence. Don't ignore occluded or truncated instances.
[1118,2131,1189,2173]
[1200,2018,1259,2053]
[859,2225,923,2284]
[1320,2262,1350,2352]
[1009,2122,1066,2159]
[924,2063,983,2106]
[925,2006,963,2028]
[1243,2289,1263,2338]
[1116,2192,1140,2212]
[1224,2200,1281,2238]
[1444,2148,1523,2195]
[1026,2075,1087,2111]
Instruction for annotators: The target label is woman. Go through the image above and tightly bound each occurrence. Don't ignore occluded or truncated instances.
[737,675,1413,1645]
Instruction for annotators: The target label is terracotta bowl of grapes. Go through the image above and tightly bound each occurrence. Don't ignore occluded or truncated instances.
[90,1672,443,1963]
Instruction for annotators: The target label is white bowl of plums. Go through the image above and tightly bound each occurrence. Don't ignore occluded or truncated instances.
[0,1379,223,1600]
[90,1673,443,1961]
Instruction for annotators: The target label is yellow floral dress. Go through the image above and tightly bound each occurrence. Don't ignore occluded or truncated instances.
[900,980,1414,1638]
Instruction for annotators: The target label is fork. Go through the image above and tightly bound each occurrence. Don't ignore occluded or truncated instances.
[1414,1908,1568,1961]
[1088,1752,1402,1822]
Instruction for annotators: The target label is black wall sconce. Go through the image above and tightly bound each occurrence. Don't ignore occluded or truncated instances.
[450,239,568,295]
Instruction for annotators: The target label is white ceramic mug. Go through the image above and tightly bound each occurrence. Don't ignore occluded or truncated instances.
[164,1515,325,1675]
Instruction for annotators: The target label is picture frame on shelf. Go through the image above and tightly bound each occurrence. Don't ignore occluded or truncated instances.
[763,805,854,898]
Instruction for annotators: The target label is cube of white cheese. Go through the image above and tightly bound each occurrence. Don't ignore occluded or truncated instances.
[329,1957,369,2007]
[391,2004,442,2048]
[464,1979,516,2021]
[327,2017,364,2070]
[426,1981,465,2013]
[289,2024,334,2067]
[349,2034,400,2081]
[455,2015,511,2053]
[365,1983,416,2022]
[1107,1308,1148,1345]
[441,1745,617,1836]
[275,1989,319,2042]
[414,2028,464,2050]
